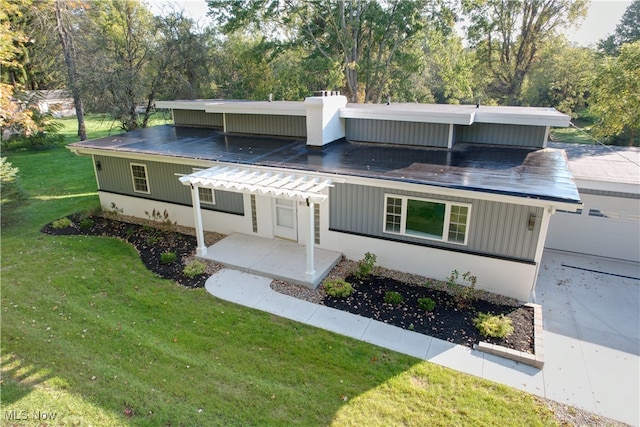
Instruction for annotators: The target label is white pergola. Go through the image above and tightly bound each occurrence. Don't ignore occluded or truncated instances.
[179,165,333,280]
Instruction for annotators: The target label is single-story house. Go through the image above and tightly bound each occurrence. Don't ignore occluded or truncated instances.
[33,90,76,118]
[546,143,639,263]
[67,92,582,302]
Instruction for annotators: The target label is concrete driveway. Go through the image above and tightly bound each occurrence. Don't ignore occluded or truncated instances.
[536,249,639,425]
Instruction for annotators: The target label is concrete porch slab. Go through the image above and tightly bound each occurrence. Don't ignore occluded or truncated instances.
[199,233,342,288]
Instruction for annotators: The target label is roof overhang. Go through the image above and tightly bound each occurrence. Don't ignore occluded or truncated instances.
[179,165,333,204]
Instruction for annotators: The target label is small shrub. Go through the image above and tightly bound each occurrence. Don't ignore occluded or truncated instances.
[145,208,175,230]
[183,260,207,278]
[418,297,436,312]
[79,218,94,229]
[354,252,377,279]
[160,252,177,264]
[52,217,73,229]
[447,269,479,307]
[146,236,159,245]
[384,291,403,305]
[473,312,514,338]
[323,278,354,298]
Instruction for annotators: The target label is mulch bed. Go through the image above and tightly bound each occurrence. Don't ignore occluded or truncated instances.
[42,213,534,354]
[41,213,209,288]
[324,275,534,353]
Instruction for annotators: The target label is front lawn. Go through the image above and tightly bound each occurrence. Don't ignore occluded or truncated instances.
[1,141,561,425]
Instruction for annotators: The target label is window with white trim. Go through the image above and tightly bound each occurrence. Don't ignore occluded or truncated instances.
[384,194,471,245]
[198,187,215,205]
[130,163,150,194]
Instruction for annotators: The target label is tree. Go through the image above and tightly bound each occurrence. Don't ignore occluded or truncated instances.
[206,0,454,103]
[589,41,640,146]
[52,0,88,140]
[522,37,596,116]
[0,0,58,146]
[83,0,156,131]
[463,0,588,105]
[598,0,640,56]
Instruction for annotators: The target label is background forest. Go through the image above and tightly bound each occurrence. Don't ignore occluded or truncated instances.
[1,0,639,146]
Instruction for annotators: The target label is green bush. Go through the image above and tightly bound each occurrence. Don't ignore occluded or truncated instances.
[323,278,354,298]
[384,291,403,305]
[183,260,207,278]
[473,312,514,338]
[52,217,73,229]
[354,252,377,279]
[160,252,177,264]
[79,218,94,229]
[418,297,436,312]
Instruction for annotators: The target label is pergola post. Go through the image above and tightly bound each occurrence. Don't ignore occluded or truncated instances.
[190,184,207,256]
[305,199,316,281]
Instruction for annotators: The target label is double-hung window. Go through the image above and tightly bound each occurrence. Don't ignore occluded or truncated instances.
[192,168,215,205]
[384,194,471,245]
[130,163,150,194]
[198,187,215,205]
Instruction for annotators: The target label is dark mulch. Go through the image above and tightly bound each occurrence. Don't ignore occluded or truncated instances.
[42,213,534,353]
[324,275,534,353]
[41,214,209,288]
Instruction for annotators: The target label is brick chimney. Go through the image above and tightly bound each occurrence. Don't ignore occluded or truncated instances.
[304,91,347,147]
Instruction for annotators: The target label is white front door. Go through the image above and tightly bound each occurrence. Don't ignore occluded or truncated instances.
[273,198,297,241]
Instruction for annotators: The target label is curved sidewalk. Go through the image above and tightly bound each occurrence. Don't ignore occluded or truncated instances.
[205,249,640,426]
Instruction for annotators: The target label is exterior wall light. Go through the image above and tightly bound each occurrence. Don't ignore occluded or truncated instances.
[528,213,537,231]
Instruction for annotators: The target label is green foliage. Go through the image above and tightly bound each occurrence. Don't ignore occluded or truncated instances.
[384,291,404,305]
[598,1,640,55]
[463,0,588,104]
[79,218,94,229]
[418,297,436,312]
[160,251,177,264]
[355,252,377,279]
[590,41,640,145]
[522,38,596,117]
[323,278,354,298]
[473,312,514,339]
[446,269,479,307]
[0,157,24,202]
[183,260,207,278]
[52,217,73,229]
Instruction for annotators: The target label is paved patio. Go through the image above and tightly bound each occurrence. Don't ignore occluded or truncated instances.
[204,248,639,425]
[198,233,342,288]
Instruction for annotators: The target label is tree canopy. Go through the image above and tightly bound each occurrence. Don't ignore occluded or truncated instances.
[2,0,638,145]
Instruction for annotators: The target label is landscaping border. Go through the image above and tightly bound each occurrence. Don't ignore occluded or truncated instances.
[474,303,544,368]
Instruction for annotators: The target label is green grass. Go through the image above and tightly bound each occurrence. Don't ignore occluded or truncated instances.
[550,109,597,144]
[56,112,172,143]
[1,143,560,425]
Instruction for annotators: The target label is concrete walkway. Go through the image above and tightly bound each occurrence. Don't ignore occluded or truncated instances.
[205,249,640,426]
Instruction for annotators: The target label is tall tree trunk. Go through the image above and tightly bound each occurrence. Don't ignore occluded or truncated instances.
[54,1,86,140]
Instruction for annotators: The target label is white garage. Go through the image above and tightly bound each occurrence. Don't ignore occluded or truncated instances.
[546,143,640,263]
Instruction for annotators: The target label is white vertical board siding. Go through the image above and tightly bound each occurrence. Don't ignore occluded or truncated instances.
[173,110,223,127]
[456,123,547,147]
[329,183,541,261]
[225,114,307,137]
[346,118,450,147]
